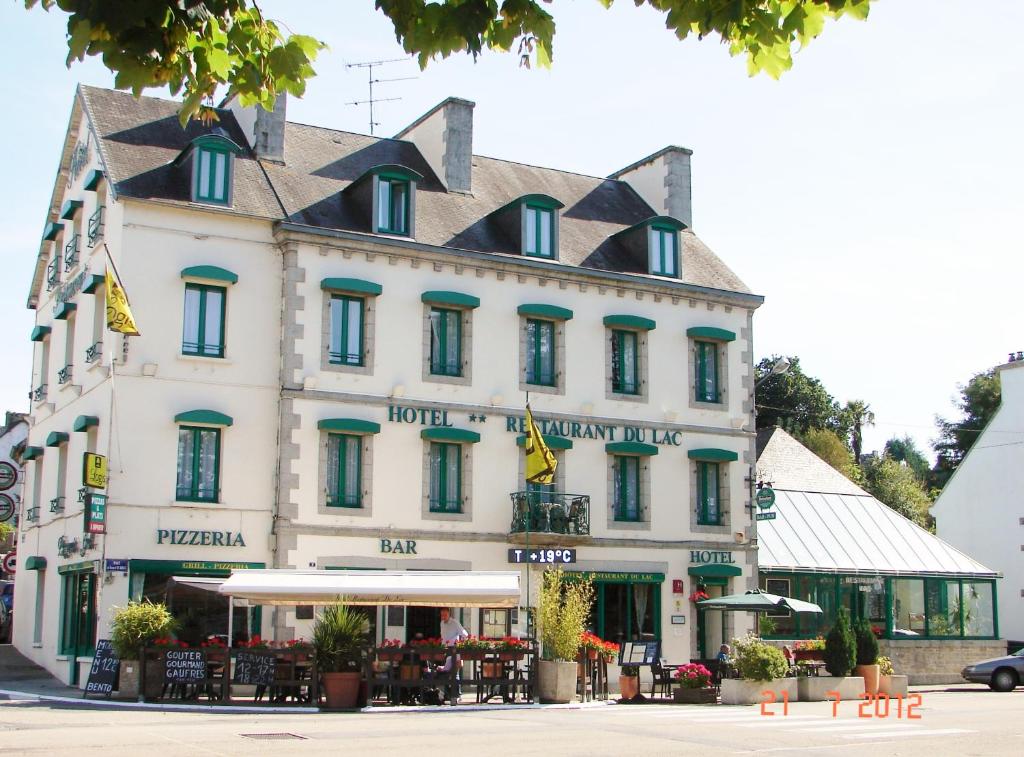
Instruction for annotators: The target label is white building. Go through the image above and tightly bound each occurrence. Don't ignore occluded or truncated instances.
[1,412,29,558]
[933,354,1024,643]
[14,86,763,685]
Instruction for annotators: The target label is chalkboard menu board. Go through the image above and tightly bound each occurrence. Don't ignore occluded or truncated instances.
[164,649,208,683]
[233,651,277,686]
[618,640,660,667]
[84,639,120,697]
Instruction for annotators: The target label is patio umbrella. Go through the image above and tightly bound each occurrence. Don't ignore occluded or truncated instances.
[696,589,822,614]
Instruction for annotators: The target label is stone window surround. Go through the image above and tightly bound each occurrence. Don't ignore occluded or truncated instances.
[688,336,730,411]
[320,288,376,376]
[605,326,649,403]
[317,431,374,518]
[689,459,732,534]
[421,302,473,386]
[421,440,473,523]
[606,453,652,532]
[518,315,566,396]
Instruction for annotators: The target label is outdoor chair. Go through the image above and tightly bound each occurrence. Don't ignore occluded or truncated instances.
[650,658,674,699]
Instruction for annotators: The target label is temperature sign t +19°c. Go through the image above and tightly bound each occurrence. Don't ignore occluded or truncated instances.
[507,548,576,564]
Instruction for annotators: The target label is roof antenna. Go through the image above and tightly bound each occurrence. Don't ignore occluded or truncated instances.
[345,57,416,135]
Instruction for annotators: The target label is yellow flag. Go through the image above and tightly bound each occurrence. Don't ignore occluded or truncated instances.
[525,405,557,485]
[105,267,140,336]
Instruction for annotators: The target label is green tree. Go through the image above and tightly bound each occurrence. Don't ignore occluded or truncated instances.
[755,355,847,435]
[843,399,874,462]
[933,369,1001,488]
[25,0,874,123]
[861,455,932,529]
[883,435,930,484]
[0,522,13,542]
[824,606,856,677]
[800,428,863,485]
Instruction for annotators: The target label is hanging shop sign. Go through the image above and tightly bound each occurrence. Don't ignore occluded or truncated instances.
[0,461,17,491]
[0,494,16,523]
[380,538,417,555]
[82,453,107,489]
[688,550,735,564]
[755,488,776,510]
[507,547,576,564]
[156,529,246,547]
[84,493,107,534]
[756,512,777,521]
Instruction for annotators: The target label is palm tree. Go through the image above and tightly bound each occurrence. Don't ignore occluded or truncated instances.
[845,400,875,462]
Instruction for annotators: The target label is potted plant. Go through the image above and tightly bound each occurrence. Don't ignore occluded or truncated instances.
[853,616,880,695]
[579,632,605,661]
[375,638,405,662]
[876,655,908,696]
[798,608,864,702]
[537,567,594,703]
[618,664,641,700]
[494,636,528,661]
[672,663,716,704]
[410,636,448,662]
[758,615,777,637]
[312,602,369,709]
[602,640,619,664]
[109,600,176,700]
[719,634,792,705]
[455,635,491,660]
[792,637,826,661]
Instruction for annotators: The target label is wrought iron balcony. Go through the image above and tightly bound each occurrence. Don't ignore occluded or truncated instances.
[26,507,39,522]
[64,232,80,271]
[85,341,102,364]
[50,496,65,513]
[57,364,73,385]
[87,205,104,247]
[46,259,59,291]
[32,384,48,402]
[509,491,591,545]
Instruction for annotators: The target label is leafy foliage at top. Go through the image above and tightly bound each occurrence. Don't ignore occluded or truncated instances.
[109,600,177,659]
[932,369,1001,489]
[861,455,933,529]
[538,567,594,662]
[852,615,878,666]
[884,435,931,484]
[26,1,873,123]
[312,602,370,672]
[756,355,849,435]
[731,633,788,681]
[800,427,862,485]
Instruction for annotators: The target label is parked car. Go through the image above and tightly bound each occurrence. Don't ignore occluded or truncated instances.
[0,599,10,644]
[961,649,1024,691]
[0,579,12,612]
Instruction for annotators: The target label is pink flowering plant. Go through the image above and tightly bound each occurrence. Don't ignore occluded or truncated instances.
[673,662,713,689]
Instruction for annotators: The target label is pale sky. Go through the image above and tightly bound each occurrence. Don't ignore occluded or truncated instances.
[2,1,1021,461]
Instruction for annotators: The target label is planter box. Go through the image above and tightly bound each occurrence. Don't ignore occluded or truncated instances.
[538,659,577,704]
[798,675,865,702]
[673,687,717,704]
[793,650,825,662]
[878,675,908,697]
[720,677,797,706]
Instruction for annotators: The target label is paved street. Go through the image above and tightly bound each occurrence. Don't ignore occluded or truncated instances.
[0,686,1020,756]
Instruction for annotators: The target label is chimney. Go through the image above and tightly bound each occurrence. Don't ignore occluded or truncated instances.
[395,97,475,193]
[225,92,287,163]
[609,146,693,227]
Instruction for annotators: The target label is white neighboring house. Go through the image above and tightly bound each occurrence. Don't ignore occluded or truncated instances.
[933,354,1024,643]
[0,412,29,558]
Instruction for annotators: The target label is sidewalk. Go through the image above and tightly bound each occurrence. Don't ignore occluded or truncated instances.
[0,643,81,699]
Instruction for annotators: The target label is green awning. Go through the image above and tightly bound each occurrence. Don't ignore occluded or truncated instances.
[421,291,480,309]
[321,278,383,296]
[174,409,233,427]
[60,199,83,220]
[54,301,77,320]
[45,432,69,447]
[687,326,736,342]
[516,434,573,450]
[688,448,738,462]
[130,558,266,576]
[181,265,239,284]
[317,418,381,435]
[83,169,104,191]
[73,415,100,432]
[606,441,658,456]
[420,427,481,444]
[58,560,99,575]
[42,222,61,241]
[22,446,44,461]
[517,304,573,321]
[689,563,742,579]
[603,314,656,331]
[30,326,52,342]
[24,556,47,571]
[82,274,104,294]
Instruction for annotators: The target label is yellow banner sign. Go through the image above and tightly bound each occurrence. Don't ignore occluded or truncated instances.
[83,453,107,489]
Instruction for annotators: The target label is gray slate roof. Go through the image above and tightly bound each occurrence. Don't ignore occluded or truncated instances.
[78,86,751,294]
[756,428,997,578]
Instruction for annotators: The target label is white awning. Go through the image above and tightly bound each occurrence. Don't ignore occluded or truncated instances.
[216,569,521,608]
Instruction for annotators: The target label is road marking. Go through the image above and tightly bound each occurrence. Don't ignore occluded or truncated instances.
[843,728,973,740]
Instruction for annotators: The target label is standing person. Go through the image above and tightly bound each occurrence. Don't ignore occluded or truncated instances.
[439,608,468,700]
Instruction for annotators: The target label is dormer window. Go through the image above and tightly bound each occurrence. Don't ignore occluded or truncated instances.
[176,133,243,207]
[377,175,409,234]
[649,225,678,277]
[525,205,554,258]
[610,215,686,279]
[348,165,422,238]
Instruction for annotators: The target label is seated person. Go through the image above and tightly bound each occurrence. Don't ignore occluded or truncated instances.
[715,644,732,681]
[423,654,457,704]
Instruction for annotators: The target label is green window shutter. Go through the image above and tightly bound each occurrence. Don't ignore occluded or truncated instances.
[420,427,480,444]
[176,426,221,502]
[605,441,658,456]
[420,291,480,309]
[174,409,233,426]
[194,146,232,205]
[603,315,656,331]
[72,415,99,432]
[43,222,61,241]
[317,418,381,434]
[695,341,719,402]
[697,461,721,525]
[517,304,573,321]
[329,295,365,366]
[320,278,383,296]
[525,319,556,386]
[46,432,69,447]
[687,448,738,462]
[60,199,83,220]
[613,456,641,521]
[31,326,52,342]
[611,329,639,395]
[327,434,362,508]
[54,302,77,321]
[182,283,226,358]
[429,308,462,376]
[686,326,736,342]
[83,169,104,191]
[22,446,44,461]
[429,442,462,513]
[180,265,239,284]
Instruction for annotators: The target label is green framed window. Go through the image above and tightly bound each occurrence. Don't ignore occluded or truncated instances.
[613,455,641,521]
[524,205,554,258]
[695,341,719,402]
[59,572,96,656]
[649,226,678,277]
[611,330,639,395]
[182,283,226,358]
[697,461,720,525]
[326,434,362,508]
[588,579,660,641]
[329,295,364,366]
[377,176,409,234]
[194,146,231,204]
[429,307,462,376]
[176,426,220,502]
[429,442,462,513]
[525,319,556,386]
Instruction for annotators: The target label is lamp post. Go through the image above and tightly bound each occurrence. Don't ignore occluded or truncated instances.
[755,356,791,390]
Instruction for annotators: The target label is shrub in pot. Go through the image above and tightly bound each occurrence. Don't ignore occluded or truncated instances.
[720,634,793,705]
[824,607,856,678]
[672,663,716,704]
[109,601,176,699]
[618,665,640,700]
[313,602,369,709]
[537,568,594,703]
[853,617,880,694]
